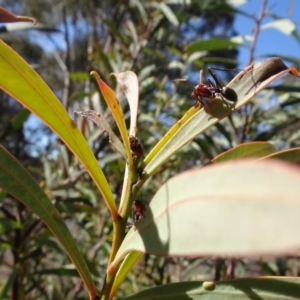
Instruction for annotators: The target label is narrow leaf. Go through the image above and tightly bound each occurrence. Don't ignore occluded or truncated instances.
[0,6,35,23]
[110,251,143,299]
[0,146,98,299]
[112,71,139,137]
[261,19,296,35]
[0,40,117,218]
[0,269,17,299]
[258,147,300,164]
[123,277,300,300]
[188,38,240,53]
[156,3,179,27]
[212,142,276,163]
[91,71,133,166]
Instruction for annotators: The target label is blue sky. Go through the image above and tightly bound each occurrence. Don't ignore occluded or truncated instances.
[14,0,300,69]
[233,0,300,67]
[3,0,300,155]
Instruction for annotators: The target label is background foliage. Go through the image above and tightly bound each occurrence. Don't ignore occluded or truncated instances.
[1,0,300,299]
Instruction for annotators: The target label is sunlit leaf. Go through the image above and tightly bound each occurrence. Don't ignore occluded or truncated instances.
[155,2,179,27]
[114,160,300,267]
[110,251,143,299]
[0,40,116,218]
[261,19,296,35]
[142,57,300,177]
[91,71,133,166]
[112,71,139,137]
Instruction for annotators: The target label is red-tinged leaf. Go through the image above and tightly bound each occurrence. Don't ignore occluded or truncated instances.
[112,159,300,267]
[0,6,36,23]
[91,71,132,166]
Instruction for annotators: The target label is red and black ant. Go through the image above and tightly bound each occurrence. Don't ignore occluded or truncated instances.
[126,200,147,229]
[132,200,147,224]
[192,68,238,108]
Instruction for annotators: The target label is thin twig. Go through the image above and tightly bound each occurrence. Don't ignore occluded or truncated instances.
[241,0,268,142]
[248,0,268,65]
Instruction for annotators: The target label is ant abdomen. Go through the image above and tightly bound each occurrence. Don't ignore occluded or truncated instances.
[221,86,238,102]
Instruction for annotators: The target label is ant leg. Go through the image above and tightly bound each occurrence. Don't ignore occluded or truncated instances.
[208,68,223,90]
[219,94,236,111]
[207,78,215,88]
[197,98,206,107]
[220,95,230,109]
[192,94,206,107]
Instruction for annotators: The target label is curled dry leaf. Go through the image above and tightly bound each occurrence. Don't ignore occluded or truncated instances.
[74,110,127,160]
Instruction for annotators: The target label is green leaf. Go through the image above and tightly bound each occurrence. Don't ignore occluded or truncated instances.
[0,217,21,233]
[0,269,17,299]
[154,3,179,27]
[0,40,117,218]
[69,72,90,80]
[11,108,31,129]
[212,142,276,163]
[0,146,98,299]
[142,57,300,177]
[122,277,300,300]
[69,91,94,102]
[188,37,241,53]
[113,160,300,267]
[110,251,143,299]
[259,147,300,164]
[261,19,296,35]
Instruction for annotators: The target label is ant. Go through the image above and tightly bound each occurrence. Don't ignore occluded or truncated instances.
[191,68,238,108]
[132,200,147,224]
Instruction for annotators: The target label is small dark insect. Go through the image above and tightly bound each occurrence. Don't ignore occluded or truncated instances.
[132,200,147,224]
[192,68,238,108]
[129,135,143,163]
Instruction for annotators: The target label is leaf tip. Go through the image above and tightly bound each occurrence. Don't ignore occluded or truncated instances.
[17,16,37,24]
[90,70,101,81]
